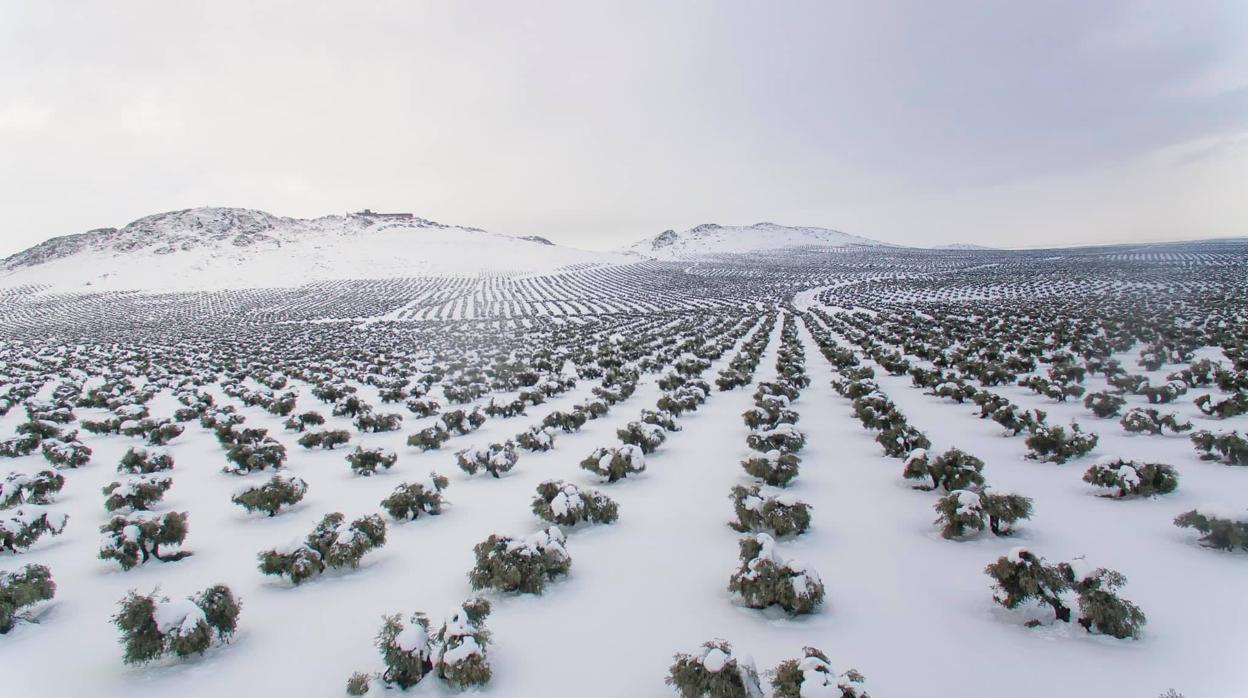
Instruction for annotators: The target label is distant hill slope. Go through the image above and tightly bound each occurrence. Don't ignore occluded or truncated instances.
[626,222,894,259]
[0,208,630,291]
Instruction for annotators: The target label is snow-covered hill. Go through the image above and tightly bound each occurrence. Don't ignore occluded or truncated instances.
[626,222,892,259]
[0,208,631,292]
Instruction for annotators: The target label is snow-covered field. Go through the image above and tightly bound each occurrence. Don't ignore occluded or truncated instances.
[1,225,1246,698]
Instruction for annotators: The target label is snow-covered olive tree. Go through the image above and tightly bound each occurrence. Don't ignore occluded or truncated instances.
[118,446,174,474]
[357,597,493,693]
[727,533,824,615]
[347,447,398,476]
[667,640,763,698]
[1083,391,1126,418]
[741,450,800,487]
[112,584,240,664]
[39,437,92,469]
[933,488,1032,539]
[0,470,64,507]
[771,647,867,698]
[1025,423,1098,463]
[745,424,805,454]
[297,429,352,450]
[258,513,387,585]
[283,411,325,432]
[1174,508,1248,551]
[728,485,811,537]
[381,473,449,521]
[902,448,985,492]
[580,445,646,483]
[456,442,519,478]
[231,473,308,516]
[515,425,557,452]
[1082,458,1178,498]
[224,437,287,474]
[467,526,570,594]
[985,548,1146,638]
[103,474,173,512]
[0,563,55,633]
[98,511,190,569]
[406,424,450,451]
[0,508,68,553]
[617,421,667,454]
[1120,408,1191,435]
[531,480,618,526]
[1189,430,1248,465]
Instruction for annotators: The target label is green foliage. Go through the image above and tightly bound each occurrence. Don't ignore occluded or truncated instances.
[933,489,1032,539]
[741,450,800,487]
[0,470,65,507]
[231,474,308,516]
[745,425,805,454]
[902,448,985,491]
[0,564,55,634]
[346,447,397,476]
[118,446,174,474]
[406,425,450,451]
[771,646,868,698]
[354,412,403,433]
[1194,393,1248,419]
[468,527,570,594]
[376,613,432,689]
[283,411,325,432]
[1082,458,1178,497]
[40,437,92,469]
[0,508,68,553]
[380,473,449,520]
[298,429,352,450]
[1120,408,1191,435]
[432,598,493,689]
[224,437,287,474]
[441,408,486,435]
[112,585,240,664]
[580,445,646,483]
[531,480,618,526]
[1083,391,1126,418]
[1174,509,1248,551]
[103,474,173,512]
[666,639,762,698]
[617,421,667,454]
[456,442,518,478]
[728,533,824,615]
[98,511,190,569]
[515,425,557,451]
[1025,423,1098,463]
[729,485,810,537]
[985,548,1072,623]
[258,513,387,585]
[875,423,930,458]
[1072,567,1146,639]
[542,409,587,434]
[1189,430,1248,465]
[346,673,371,695]
[986,549,1146,638]
[145,420,185,446]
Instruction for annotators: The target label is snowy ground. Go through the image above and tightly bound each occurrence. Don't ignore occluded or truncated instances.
[1,308,1246,697]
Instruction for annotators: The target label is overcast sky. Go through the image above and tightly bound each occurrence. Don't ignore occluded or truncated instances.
[1,1,1245,255]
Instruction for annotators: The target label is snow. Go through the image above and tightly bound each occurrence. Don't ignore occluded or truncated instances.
[1,260,1246,698]
[154,598,207,637]
[442,636,482,665]
[394,622,429,654]
[0,207,634,292]
[627,222,892,259]
[701,646,729,672]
